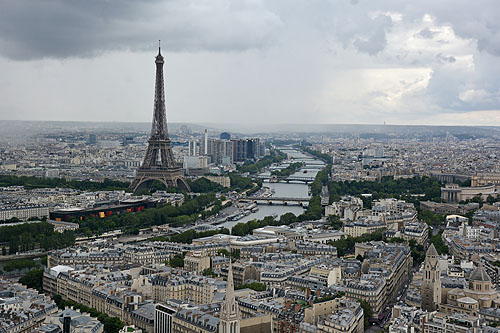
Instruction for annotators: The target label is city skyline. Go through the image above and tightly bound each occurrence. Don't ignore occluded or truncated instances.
[0,1,499,126]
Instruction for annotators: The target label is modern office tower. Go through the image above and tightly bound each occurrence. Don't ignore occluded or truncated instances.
[231,138,263,162]
[188,140,197,156]
[232,139,248,162]
[207,139,233,165]
[130,45,190,193]
[202,129,209,155]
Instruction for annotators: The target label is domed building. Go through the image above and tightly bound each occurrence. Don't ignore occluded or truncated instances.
[440,263,500,316]
[464,263,499,308]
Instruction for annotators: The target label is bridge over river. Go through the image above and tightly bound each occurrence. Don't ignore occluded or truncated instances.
[239,196,310,206]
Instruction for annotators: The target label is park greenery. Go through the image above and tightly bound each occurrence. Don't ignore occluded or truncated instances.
[296,145,332,164]
[359,300,374,325]
[168,228,230,244]
[202,268,216,277]
[271,162,303,177]
[52,294,124,333]
[0,175,130,191]
[326,176,442,206]
[77,193,218,236]
[229,174,261,193]
[217,248,240,260]
[200,200,232,220]
[0,222,75,254]
[168,255,184,268]
[297,164,331,222]
[187,177,226,193]
[0,194,219,255]
[327,229,385,257]
[430,230,449,255]
[327,215,343,230]
[409,239,426,266]
[18,268,44,291]
[460,194,500,206]
[231,214,299,236]
[244,180,263,196]
[235,282,266,291]
[4,259,37,272]
[314,292,345,304]
[237,150,287,174]
[418,210,446,226]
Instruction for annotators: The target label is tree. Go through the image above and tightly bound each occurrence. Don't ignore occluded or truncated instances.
[486,195,497,205]
[235,282,266,292]
[102,316,125,333]
[430,231,449,255]
[1,247,5,256]
[279,212,298,225]
[327,215,343,230]
[217,249,230,257]
[358,300,373,327]
[231,222,250,236]
[418,210,445,226]
[231,249,240,260]
[53,294,64,309]
[202,268,216,277]
[187,177,225,193]
[51,294,124,333]
[168,255,184,268]
[356,254,364,262]
[18,269,44,291]
[4,259,36,272]
[8,238,18,254]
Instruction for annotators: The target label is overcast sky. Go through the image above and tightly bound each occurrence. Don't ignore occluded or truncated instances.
[0,0,499,126]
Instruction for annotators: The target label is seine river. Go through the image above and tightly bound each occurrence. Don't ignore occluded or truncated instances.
[220,149,325,228]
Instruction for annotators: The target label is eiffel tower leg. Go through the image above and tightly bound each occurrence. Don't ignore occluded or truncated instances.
[175,177,191,192]
[130,176,145,193]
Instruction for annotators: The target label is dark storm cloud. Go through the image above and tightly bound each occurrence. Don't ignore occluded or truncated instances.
[0,0,282,60]
[0,0,499,125]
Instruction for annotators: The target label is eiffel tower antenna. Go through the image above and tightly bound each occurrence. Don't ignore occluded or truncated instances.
[130,44,190,193]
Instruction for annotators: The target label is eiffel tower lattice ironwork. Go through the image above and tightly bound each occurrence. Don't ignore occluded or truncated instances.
[130,43,190,193]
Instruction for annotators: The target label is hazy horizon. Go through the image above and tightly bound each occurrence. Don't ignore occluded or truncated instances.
[1,119,499,138]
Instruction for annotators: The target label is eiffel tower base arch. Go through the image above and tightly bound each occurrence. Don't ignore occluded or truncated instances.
[130,169,190,193]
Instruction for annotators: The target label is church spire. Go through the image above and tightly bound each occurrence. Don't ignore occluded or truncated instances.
[421,243,441,311]
[220,261,240,333]
[225,260,235,307]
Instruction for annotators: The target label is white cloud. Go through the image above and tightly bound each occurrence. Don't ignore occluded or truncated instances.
[458,89,490,103]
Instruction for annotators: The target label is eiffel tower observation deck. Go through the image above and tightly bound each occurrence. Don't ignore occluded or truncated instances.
[130,42,190,193]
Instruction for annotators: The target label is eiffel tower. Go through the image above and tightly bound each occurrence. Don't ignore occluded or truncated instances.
[130,43,190,193]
